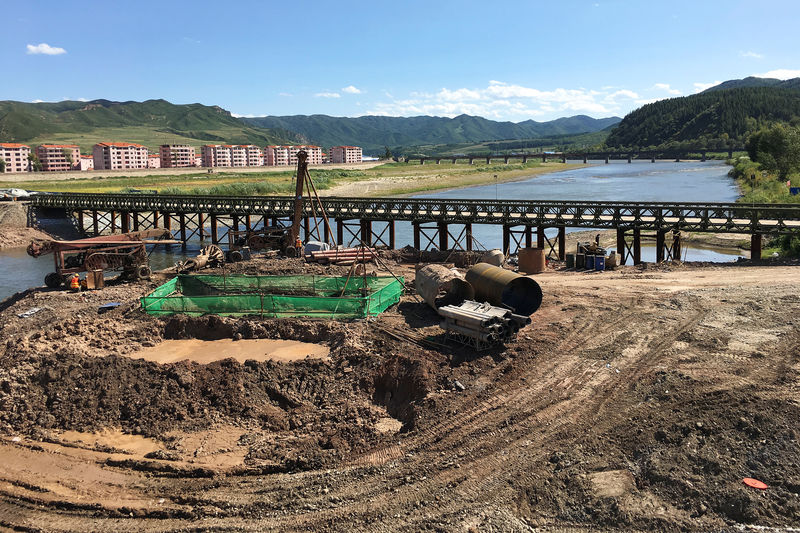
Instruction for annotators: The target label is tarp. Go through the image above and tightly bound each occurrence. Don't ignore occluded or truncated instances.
[141,274,403,319]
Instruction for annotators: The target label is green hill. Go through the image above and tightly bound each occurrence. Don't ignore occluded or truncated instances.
[703,76,800,92]
[0,99,297,153]
[605,86,800,149]
[242,114,620,155]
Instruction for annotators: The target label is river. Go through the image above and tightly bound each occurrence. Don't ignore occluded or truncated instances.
[0,161,741,302]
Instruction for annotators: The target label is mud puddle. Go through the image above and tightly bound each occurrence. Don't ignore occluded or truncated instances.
[128,338,330,364]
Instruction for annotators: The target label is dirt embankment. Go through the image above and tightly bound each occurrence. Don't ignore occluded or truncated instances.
[0,202,54,249]
[0,256,798,531]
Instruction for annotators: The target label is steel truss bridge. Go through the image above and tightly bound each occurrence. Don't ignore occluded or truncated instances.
[30,193,800,265]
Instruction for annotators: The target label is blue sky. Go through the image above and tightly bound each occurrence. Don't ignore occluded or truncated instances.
[4,0,800,122]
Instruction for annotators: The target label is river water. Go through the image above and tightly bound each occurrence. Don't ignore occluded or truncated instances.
[0,161,741,302]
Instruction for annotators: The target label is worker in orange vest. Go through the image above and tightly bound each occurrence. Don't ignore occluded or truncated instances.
[69,273,80,292]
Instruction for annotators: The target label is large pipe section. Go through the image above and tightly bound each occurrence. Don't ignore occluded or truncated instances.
[415,264,475,310]
[465,263,543,316]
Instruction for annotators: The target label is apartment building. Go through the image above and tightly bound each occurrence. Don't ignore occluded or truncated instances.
[264,145,323,166]
[329,145,362,164]
[35,144,81,171]
[79,155,94,171]
[264,145,290,166]
[242,145,264,166]
[230,145,247,167]
[148,154,161,168]
[0,143,31,173]
[159,144,195,168]
[201,145,232,167]
[92,142,149,170]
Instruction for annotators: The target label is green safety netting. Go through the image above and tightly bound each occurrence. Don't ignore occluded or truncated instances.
[141,274,404,318]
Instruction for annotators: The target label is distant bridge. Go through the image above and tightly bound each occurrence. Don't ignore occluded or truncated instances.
[30,192,800,264]
[403,148,745,165]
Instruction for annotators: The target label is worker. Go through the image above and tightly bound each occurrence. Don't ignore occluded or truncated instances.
[69,273,81,292]
[295,236,302,251]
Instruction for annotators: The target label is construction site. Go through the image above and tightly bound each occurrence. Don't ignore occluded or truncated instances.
[0,151,799,531]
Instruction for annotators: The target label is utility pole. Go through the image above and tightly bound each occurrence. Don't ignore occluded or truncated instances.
[291,150,308,245]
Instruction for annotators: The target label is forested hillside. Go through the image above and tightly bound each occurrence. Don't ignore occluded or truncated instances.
[242,114,620,154]
[605,87,800,149]
[0,99,296,152]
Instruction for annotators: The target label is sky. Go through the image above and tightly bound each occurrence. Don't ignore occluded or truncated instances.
[4,0,800,122]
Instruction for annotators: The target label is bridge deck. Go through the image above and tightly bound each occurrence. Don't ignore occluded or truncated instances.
[30,193,800,235]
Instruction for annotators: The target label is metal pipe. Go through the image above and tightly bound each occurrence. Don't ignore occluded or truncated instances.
[441,321,494,343]
[416,264,475,310]
[438,306,493,328]
[465,263,543,316]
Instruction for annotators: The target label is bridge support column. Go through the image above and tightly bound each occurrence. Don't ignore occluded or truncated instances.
[152,211,159,229]
[133,212,140,232]
[245,215,252,233]
[389,221,396,249]
[627,155,632,163]
[675,157,681,162]
[557,226,566,260]
[502,224,511,255]
[656,230,666,263]
[583,155,588,164]
[605,155,610,164]
[336,219,344,245]
[522,155,528,164]
[121,211,130,234]
[468,158,474,165]
[561,155,566,163]
[438,221,448,251]
[361,219,373,246]
[750,233,761,260]
[110,211,117,233]
[76,209,85,234]
[486,157,491,164]
[465,223,473,251]
[616,228,626,265]
[701,152,706,162]
[633,228,641,265]
[673,231,682,261]
[420,159,425,165]
[537,226,545,250]
[197,213,205,242]
[542,154,547,163]
[728,149,733,158]
[303,216,310,242]
[210,214,219,244]
[413,222,421,250]
[651,157,656,163]
[179,213,187,246]
[436,159,441,164]
[504,156,509,164]
[451,158,457,164]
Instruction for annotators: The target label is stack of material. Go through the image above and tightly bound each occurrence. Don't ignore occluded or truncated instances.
[307,246,377,265]
[438,300,531,350]
[176,245,224,273]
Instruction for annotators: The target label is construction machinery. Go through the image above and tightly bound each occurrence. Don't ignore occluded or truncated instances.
[27,229,177,288]
[226,226,293,258]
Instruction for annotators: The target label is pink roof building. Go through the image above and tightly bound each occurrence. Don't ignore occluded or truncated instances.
[148,154,161,168]
[93,142,149,170]
[159,144,195,168]
[229,145,247,167]
[329,145,362,164]
[264,145,322,166]
[201,145,232,167]
[35,144,81,171]
[0,143,31,173]
[242,145,264,166]
[79,154,94,171]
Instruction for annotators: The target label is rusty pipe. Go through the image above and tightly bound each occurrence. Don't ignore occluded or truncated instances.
[465,263,543,316]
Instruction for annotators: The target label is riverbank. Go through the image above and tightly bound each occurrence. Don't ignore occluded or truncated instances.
[0,202,54,249]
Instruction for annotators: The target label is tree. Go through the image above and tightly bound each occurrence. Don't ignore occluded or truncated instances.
[746,123,800,179]
[383,146,393,160]
[0,158,5,173]
[28,153,42,172]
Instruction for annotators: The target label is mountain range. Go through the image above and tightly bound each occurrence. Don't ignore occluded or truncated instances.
[241,114,621,154]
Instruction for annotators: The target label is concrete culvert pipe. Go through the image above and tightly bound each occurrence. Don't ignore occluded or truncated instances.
[415,264,475,310]
[465,262,543,316]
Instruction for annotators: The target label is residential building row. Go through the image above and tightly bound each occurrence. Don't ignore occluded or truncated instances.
[1,142,362,173]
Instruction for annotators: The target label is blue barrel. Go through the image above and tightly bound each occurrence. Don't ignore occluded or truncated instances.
[585,254,595,270]
[576,253,585,269]
[595,255,606,271]
[566,253,575,269]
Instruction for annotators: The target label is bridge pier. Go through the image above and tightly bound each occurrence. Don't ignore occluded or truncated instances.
[522,155,528,164]
[451,158,457,164]
[76,209,85,234]
[651,157,656,163]
[627,155,632,164]
[605,155,610,164]
[468,158,474,165]
[504,156,509,164]
[583,155,588,164]
[616,227,643,265]
[436,159,441,164]
[179,213,187,245]
[751,233,762,260]
[701,152,706,162]
[728,149,733,158]
[121,211,130,233]
[542,154,547,163]
[486,157,491,164]
[210,214,219,244]
[561,155,567,163]
[420,158,425,165]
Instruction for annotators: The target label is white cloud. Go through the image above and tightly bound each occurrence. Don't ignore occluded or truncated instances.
[232,113,259,118]
[754,68,800,80]
[31,99,44,103]
[315,92,341,98]
[653,83,681,95]
[26,43,66,55]
[740,50,763,59]
[693,80,722,93]
[341,85,362,94]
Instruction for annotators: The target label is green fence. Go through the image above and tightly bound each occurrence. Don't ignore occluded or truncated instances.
[141,274,404,318]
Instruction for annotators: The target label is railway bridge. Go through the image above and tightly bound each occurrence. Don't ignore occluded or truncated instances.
[404,148,744,165]
[30,193,800,265]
